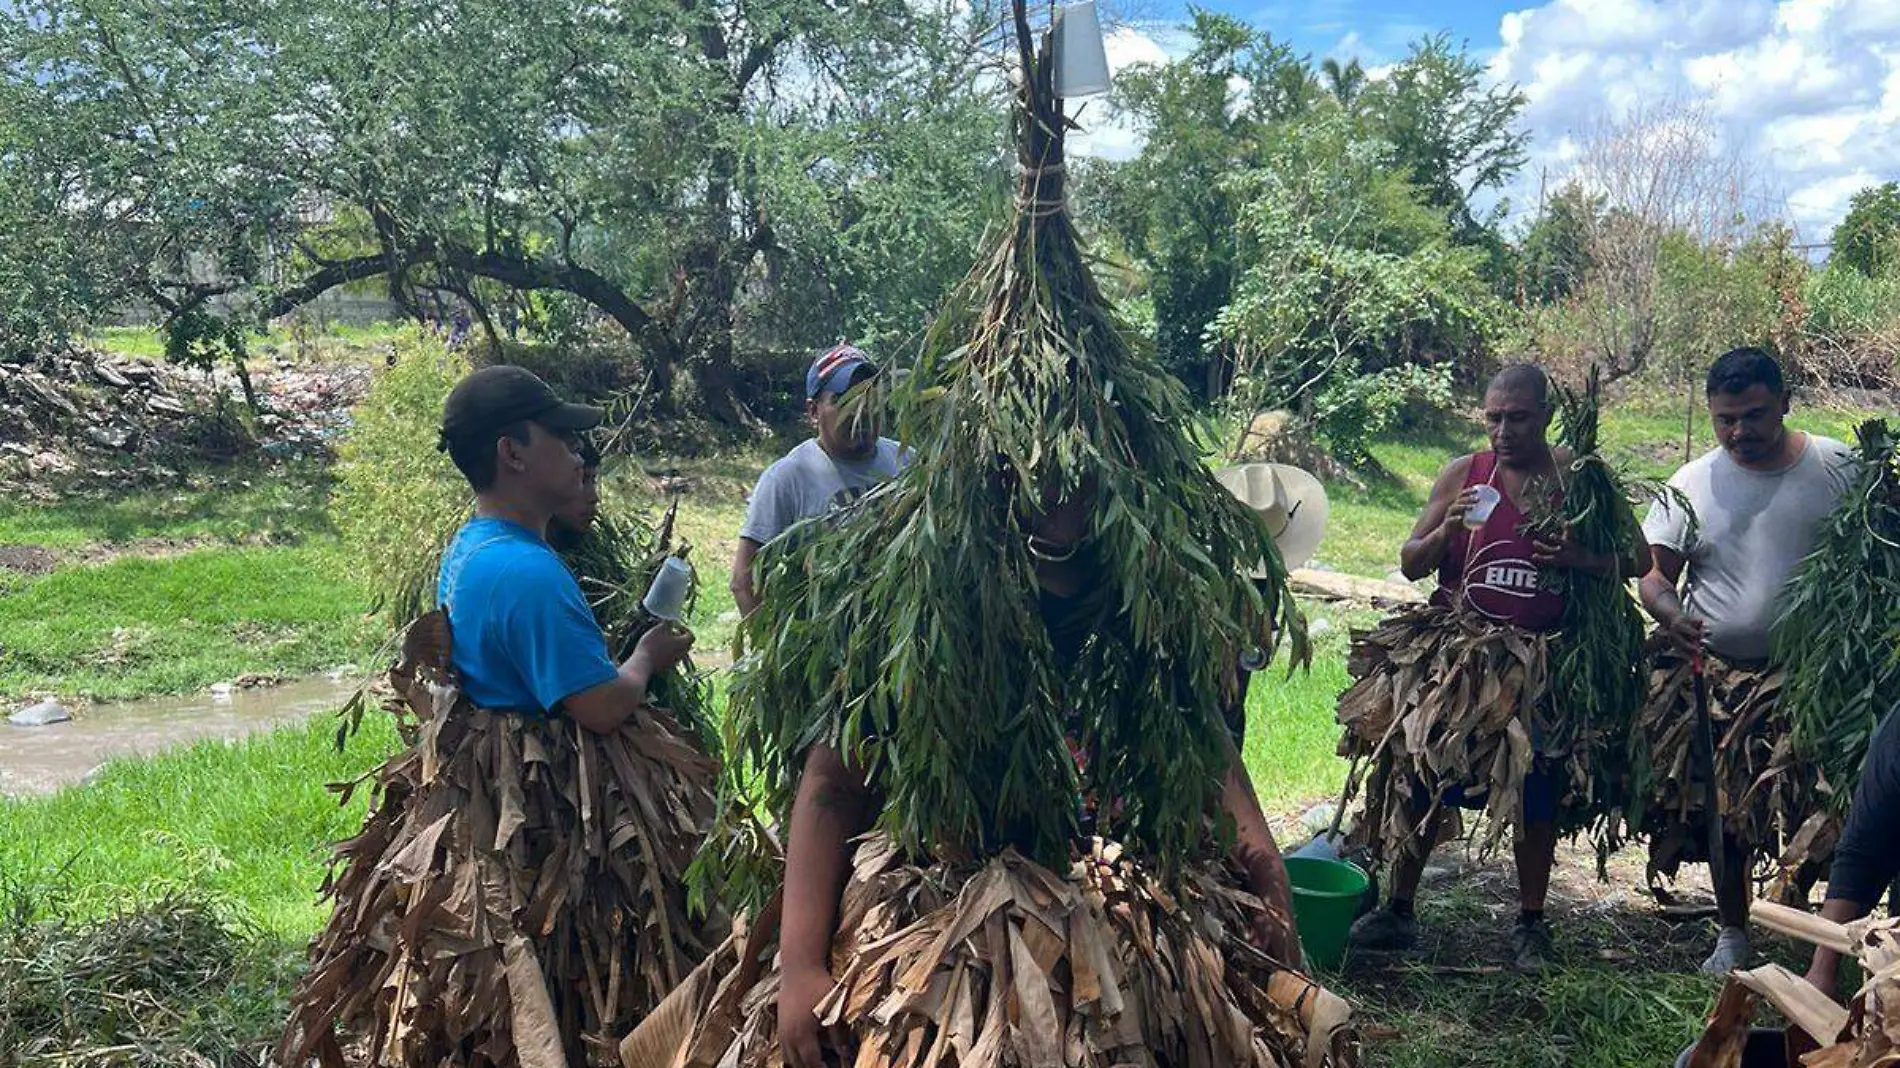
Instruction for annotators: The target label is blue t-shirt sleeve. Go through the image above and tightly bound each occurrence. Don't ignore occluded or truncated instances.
[496,554,619,712]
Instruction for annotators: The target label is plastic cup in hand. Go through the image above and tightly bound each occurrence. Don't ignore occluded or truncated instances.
[642,557,693,622]
[1463,484,1501,530]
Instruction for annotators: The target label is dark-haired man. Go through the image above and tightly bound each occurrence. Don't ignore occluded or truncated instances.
[1344,363,1645,974]
[437,365,692,727]
[1639,346,1854,975]
[731,344,907,615]
[281,364,714,1066]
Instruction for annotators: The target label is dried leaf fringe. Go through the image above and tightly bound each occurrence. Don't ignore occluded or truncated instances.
[279,614,721,1068]
[1333,604,1603,861]
[1636,642,1820,885]
[623,836,1357,1068]
[1693,902,1900,1068]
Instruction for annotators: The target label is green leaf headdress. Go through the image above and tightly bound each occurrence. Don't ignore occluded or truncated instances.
[714,0,1308,893]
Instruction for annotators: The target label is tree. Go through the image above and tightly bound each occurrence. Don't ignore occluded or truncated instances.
[1215,110,1504,460]
[1320,57,1366,106]
[1554,100,1772,383]
[1519,184,1602,303]
[1092,11,1317,398]
[1831,182,1900,279]
[0,0,1006,421]
[1359,34,1528,243]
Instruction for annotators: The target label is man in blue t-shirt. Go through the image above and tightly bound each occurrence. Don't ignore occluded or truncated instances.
[436,365,692,728]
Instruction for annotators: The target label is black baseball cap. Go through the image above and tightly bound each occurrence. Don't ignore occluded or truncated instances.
[438,365,603,449]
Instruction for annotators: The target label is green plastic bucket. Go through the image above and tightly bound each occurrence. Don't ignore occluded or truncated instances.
[1283,856,1370,971]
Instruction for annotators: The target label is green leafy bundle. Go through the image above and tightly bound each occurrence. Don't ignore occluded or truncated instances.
[710,8,1307,901]
[1774,419,1900,813]
[1533,368,1654,843]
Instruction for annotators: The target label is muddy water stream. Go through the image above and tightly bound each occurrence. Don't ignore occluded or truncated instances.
[0,675,362,796]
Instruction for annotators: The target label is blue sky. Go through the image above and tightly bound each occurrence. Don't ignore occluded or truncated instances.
[1084,0,1900,240]
[1178,0,1521,66]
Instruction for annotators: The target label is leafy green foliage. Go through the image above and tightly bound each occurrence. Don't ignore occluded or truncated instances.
[1830,182,1900,279]
[1774,420,1900,812]
[707,26,1307,905]
[1094,12,1316,396]
[1519,185,1602,303]
[1357,33,1529,245]
[0,0,1007,420]
[1216,110,1506,460]
[1531,370,1654,849]
[0,887,299,1067]
[329,330,473,618]
[1807,263,1900,341]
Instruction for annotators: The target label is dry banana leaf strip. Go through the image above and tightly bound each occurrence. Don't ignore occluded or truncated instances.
[1335,604,1606,860]
[1694,903,1900,1068]
[621,836,1358,1068]
[1637,640,1819,881]
[280,612,721,1068]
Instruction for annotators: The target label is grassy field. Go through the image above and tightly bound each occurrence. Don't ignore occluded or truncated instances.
[0,463,377,702]
[89,322,406,363]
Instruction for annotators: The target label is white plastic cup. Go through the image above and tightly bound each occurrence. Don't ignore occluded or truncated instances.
[1463,484,1502,530]
[1054,1,1111,98]
[642,557,693,622]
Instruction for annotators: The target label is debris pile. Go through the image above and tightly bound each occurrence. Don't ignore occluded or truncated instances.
[0,346,369,487]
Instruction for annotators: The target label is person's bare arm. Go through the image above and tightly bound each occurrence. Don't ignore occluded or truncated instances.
[778,744,874,1068]
[1805,897,1871,1000]
[1638,545,1706,650]
[1399,457,1477,581]
[1218,736,1303,969]
[560,625,694,734]
[731,537,764,617]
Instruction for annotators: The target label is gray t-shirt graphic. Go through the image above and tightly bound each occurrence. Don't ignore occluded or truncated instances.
[739,437,907,546]
[1642,433,1854,663]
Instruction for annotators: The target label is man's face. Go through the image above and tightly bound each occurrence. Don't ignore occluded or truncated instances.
[1708,383,1790,465]
[501,421,587,508]
[552,464,601,536]
[1482,388,1551,462]
[810,373,881,458]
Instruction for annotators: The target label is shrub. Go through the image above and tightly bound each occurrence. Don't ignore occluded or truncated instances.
[329,329,472,617]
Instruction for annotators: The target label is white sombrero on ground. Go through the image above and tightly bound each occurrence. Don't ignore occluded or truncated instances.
[1215,463,1330,575]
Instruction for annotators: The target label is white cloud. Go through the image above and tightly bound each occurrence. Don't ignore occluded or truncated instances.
[1491,0,1900,241]
[1068,25,1191,160]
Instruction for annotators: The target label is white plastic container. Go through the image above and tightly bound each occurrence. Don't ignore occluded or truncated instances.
[642,557,693,622]
[1054,1,1111,98]
[1463,484,1502,530]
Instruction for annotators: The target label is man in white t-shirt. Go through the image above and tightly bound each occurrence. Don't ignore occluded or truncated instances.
[730,344,907,614]
[1638,346,1854,975]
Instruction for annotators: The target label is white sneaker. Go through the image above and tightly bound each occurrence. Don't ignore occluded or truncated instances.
[1701,926,1751,975]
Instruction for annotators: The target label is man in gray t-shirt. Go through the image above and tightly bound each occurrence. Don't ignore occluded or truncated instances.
[729,345,907,615]
[1638,347,1853,975]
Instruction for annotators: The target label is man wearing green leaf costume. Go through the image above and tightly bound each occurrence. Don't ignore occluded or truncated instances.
[1337,364,1648,975]
[616,10,1356,1068]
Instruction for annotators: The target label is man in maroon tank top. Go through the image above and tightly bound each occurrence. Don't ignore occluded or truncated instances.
[1342,365,1645,973]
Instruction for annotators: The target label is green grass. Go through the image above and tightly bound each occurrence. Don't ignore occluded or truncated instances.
[88,321,405,363]
[0,463,334,550]
[0,712,398,939]
[0,543,377,700]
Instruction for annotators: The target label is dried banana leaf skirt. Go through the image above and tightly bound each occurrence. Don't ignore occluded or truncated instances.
[620,835,1358,1068]
[279,613,720,1068]
[1636,642,1826,879]
[1334,604,1593,860]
